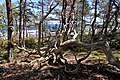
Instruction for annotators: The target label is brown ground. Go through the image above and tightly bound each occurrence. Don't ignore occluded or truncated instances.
[0,52,120,80]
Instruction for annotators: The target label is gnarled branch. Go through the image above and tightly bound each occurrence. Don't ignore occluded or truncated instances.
[60,39,120,69]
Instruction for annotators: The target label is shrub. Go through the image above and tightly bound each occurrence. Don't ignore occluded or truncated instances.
[0,39,8,49]
[107,32,120,49]
[109,39,120,49]
[67,46,87,52]
[25,38,37,49]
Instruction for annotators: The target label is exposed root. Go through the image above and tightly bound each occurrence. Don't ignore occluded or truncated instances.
[64,64,80,74]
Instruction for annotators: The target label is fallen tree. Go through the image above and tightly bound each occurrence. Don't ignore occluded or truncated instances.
[10,37,120,74]
[59,39,120,73]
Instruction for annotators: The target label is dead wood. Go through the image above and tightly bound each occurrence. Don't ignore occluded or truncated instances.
[60,39,120,69]
[9,37,120,75]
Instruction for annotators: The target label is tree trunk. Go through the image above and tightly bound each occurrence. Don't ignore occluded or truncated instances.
[22,0,27,47]
[15,19,18,35]
[61,0,67,32]
[60,39,120,69]
[112,0,119,32]
[26,27,28,38]
[91,0,97,42]
[38,21,42,56]
[104,0,112,40]
[37,3,59,56]
[41,0,44,46]
[80,0,85,42]
[6,0,14,62]
[19,0,23,47]
[63,0,76,41]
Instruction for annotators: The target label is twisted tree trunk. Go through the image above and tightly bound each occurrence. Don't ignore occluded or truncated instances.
[60,39,120,69]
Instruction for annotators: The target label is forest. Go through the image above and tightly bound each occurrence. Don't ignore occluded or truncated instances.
[0,0,120,80]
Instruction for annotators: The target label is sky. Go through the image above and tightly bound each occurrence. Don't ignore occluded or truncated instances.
[0,0,18,4]
[0,0,5,4]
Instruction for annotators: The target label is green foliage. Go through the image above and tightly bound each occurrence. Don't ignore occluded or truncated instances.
[91,51,106,60]
[0,3,7,32]
[25,38,37,49]
[13,48,19,53]
[0,39,8,49]
[97,50,104,53]
[12,36,19,44]
[67,34,73,40]
[109,39,120,49]
[0,51,8,63]
[67,46,87,52]
[107,32,120,49]
[2,53,8,60]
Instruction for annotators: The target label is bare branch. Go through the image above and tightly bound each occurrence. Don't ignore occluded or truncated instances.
[40,3,59,23]
[64,64,80,74]
[38,2,59,56]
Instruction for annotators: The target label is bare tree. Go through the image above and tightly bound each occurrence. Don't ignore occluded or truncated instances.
[37,2,59,56]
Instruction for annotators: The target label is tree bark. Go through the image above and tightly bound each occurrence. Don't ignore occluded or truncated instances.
[91,0,97,42]
[60,39,120,69]
[38,3,59,56]
[6,0,14,62]
[104,0,112,39]
[63,0,76,41]
[112,0,119,32]
[61,0,67,32]
[19,0,23,47]
[41,0,44,46]
[80,0,85,42]
[22,0,27,47]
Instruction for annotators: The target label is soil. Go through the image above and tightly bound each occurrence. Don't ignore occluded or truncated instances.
[0,52,120,80]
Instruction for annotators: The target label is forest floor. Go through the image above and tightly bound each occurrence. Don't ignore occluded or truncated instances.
[0,50,120,80]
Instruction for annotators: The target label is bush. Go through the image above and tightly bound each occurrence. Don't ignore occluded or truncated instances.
[107,32,120,49]
[12,36,19,44]
[0,39,8,49]
[67,46,87,52]
[109,39,120,49]
[25,38,37,49]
